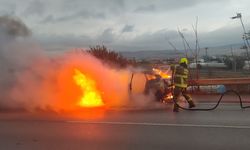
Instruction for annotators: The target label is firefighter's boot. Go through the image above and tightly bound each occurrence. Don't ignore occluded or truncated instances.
[188,100,195,108]
[173,103,179,112]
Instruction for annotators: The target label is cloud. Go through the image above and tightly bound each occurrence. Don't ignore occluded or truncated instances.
[121,25,134,33]
[97,28,115,44]
[40,15,55,23]
[133,0,228,13]
[0,0,241,52]
[23,0,45,16]
[134,4,156,13]
[59,0,125,16]
[36,33,94,51]
[36,22,248,53]
[119,29,183,50]
[199,25,244,46]
[37,28,182,51]
[73,10,106,19]
[41,10,106,24]
[0,3,17,16]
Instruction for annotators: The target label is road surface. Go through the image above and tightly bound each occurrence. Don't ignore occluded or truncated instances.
[1,96,250,150]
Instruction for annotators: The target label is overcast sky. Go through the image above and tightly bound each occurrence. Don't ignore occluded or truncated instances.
[0,0,250,51]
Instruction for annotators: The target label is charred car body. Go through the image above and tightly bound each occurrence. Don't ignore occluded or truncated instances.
[130,66,174,103]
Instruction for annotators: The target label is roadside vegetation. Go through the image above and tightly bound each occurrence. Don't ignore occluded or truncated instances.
[223,56,245,70]
[87,45,136,68]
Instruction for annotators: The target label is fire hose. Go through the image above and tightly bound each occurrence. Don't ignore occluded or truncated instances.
[129,72,250,111]
[172,90,250,111]
[169,66,250,111]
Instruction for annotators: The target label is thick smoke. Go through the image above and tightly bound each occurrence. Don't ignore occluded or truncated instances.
[0,16,31,41]
[0,15,43,110]
[0,16,155,112]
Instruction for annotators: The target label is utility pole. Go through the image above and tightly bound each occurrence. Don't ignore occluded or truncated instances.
[231,13,250,70]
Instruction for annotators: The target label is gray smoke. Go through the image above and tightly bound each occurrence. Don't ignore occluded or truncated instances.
[0,15,37,109]
[0,15,31,39]
[0,16,156,112]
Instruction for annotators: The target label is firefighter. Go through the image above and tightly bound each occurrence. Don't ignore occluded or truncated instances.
[172,57,195,112]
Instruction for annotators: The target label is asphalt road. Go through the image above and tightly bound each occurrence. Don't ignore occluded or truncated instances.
[1,102,250,150]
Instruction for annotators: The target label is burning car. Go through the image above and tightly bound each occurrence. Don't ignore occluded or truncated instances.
[130,67,174,103]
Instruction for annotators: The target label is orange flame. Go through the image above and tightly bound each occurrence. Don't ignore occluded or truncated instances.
[73,69,104,108]
[152,68,171,79]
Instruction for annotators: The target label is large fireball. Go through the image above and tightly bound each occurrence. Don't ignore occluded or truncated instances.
[73,69,104,108]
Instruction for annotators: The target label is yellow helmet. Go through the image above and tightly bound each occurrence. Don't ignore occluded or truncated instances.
[179,57,188,64]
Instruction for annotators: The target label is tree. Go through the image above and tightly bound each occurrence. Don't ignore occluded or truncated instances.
[224,56,245,70]
[87,45,136,68]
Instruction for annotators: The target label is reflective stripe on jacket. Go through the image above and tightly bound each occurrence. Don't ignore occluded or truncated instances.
[173,65,188,88]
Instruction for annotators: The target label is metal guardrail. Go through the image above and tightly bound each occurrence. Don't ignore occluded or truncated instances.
[189,78,250,86]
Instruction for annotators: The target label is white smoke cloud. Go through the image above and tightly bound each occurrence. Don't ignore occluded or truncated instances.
[0,16,156,112]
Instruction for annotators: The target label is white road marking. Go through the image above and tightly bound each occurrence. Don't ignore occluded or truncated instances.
[66,121,250,129]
